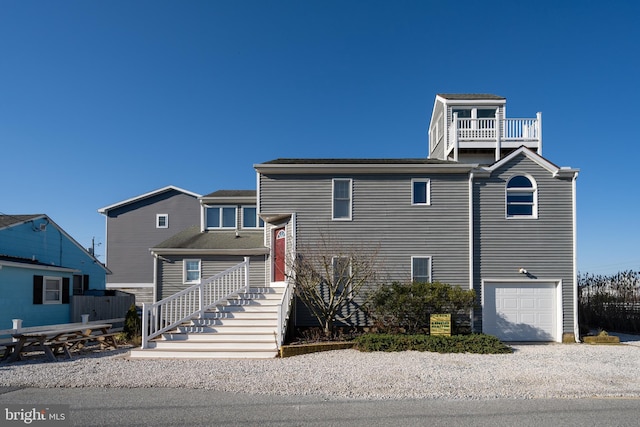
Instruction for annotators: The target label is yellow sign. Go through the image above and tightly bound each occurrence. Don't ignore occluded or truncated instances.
[430,314,451,336]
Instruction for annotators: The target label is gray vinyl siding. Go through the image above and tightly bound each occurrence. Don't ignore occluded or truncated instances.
[429,100,445,159]
[260,172,470,326]
[158,255,267,300]
[105,191,201,285]
[473,155,575,333]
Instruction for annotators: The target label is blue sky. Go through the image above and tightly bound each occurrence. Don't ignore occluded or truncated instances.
[1,0,638,275]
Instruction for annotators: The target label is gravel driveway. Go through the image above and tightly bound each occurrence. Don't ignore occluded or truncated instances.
[2,337,639,400]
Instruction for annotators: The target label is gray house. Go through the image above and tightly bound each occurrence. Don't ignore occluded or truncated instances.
[130,94,578,359]
[98,186,202,305]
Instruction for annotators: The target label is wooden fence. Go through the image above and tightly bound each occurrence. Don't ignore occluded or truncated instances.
[71,290,135,325]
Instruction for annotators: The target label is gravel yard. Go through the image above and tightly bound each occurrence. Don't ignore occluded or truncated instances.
[1,338,639,401]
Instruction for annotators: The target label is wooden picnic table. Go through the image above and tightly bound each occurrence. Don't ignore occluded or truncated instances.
[2,323,117,363]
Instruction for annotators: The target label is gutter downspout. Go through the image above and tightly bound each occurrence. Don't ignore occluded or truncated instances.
[572,171,579,342]
[469,171,475,332]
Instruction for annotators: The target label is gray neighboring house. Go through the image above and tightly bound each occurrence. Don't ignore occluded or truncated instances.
[98,186,202,305]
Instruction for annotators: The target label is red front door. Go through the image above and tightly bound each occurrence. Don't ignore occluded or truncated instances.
[274,227,286,282]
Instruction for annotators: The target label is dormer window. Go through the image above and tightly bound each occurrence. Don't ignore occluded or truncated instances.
[506,175,537,218]
[242,206,264,228]
[205,206,237,229]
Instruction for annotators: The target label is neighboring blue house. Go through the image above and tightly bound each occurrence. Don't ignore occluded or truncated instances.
[0,214,110,328]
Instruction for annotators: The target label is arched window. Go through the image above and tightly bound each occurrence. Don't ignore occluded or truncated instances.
[506,175,537,218]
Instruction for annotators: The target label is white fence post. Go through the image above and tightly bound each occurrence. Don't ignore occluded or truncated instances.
[141,303,148,349]
[12,319,22,342]
[244,256,250,290]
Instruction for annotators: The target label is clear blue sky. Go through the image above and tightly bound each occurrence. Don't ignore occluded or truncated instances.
[1,0,638,275]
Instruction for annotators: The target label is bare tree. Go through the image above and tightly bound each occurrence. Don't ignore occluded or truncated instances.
[288,235,380,338]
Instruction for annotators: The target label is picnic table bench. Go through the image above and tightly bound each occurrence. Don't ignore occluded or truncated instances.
[1,323,118,363]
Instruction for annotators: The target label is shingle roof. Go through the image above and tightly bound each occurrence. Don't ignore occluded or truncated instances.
[153,226,266,251]
[201,190,256,198]
[261,158,458,165]
[438,93,505,100]
[98,186,201,214]
[0,214,43,229]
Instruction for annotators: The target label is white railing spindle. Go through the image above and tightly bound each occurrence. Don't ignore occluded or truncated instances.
[141,257,251,349]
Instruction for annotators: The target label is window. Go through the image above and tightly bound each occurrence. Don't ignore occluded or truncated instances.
[452,107,497,129]
[73,274,89,296]
[44,276,63,304]
[205,206,237,228]
[183,259,201,284]
[412,179,431,205]
[156,214,168,228]
[412,257,432,283]
[506,175,537,218]
[332,179,352,220]
[332,257,351,296]
[33,276,69,305]
[242,206,264,229]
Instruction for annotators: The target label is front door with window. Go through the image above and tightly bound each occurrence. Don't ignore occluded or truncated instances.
[273,227,286,282]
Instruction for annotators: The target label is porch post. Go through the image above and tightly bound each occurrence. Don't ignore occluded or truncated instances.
[452,112,459,162]
[495,108,502,161]
[536,112,542,155]
[244,256,250,290]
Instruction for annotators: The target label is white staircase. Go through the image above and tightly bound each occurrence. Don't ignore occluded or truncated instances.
[129,284,284,359]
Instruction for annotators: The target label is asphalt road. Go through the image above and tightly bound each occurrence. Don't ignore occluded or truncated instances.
[1,387,639,427]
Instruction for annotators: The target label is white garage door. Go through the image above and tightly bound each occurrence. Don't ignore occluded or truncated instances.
[483,282,558,341]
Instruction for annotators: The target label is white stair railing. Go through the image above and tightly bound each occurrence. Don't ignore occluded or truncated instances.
[141,257,250,349]
[276,279,296,347]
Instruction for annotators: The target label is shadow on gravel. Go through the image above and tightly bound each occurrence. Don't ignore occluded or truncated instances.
[0,344,133,366]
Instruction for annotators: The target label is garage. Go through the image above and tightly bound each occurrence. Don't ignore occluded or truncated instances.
[483,281,559,342]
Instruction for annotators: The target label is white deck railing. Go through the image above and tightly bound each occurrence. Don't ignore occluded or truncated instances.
[448,114,541,150]
[276,279,295,347]
[141,257,251,349]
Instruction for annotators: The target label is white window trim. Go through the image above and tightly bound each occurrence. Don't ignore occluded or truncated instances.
[411,256,432,283]
[332,178,352,221]
[205,206,238,229]
[411,178,431,206]
[156,214,169,229]
[332,256,352,297]
[241,205,264,229]
[183,259,201,284]
[505,174,538,219]
[43,276,63,304]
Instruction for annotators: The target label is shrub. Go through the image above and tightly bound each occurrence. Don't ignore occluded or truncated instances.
[354,333,512,354]
[123,304,141,340]
[365,281,476,334]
